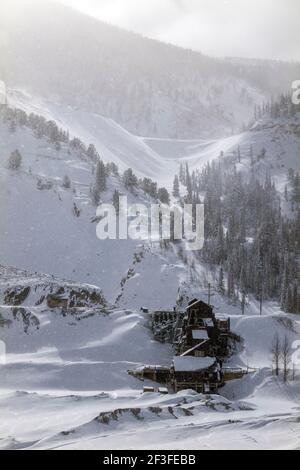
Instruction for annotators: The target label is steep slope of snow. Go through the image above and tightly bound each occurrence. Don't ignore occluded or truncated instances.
[8,89,168,180]
[1,100,299,307]
[0,110,195,308]
[9,89,300,193]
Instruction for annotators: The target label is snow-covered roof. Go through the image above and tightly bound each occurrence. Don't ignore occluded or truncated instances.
[173,356,216,372]
[158,387,169,394]
[192,329,209,340]
[215,314,229,321]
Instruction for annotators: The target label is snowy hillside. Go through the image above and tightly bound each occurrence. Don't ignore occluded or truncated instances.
[2,0,300,139]
[8,88,300,192]
[0,106,196,309]
[0,3,299,448]
[1,96,299,308]
[0,137,299,449]
[7,89,170,181]
[0,265,299,450]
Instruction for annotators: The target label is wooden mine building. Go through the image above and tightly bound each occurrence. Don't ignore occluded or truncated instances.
[130,298,239,394]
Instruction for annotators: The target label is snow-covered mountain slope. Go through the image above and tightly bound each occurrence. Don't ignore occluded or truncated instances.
[0,267,299,450]
[218,113,300,200]
[2,0,300,139]
[145,114,300,209]
[9,89,300,194]
[8,89,169,180]
[0,110,193,308]
[1,99,299,308]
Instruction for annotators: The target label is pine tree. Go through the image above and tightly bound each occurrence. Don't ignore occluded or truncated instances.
[158,187,170,205]
[241,291,246,316]
[123,168,138,190]
[284,185,288,202]
[91,186,100,206]
[179,163,186,185]
[218,267,225,295]
[227,266,234,299]
[185,163,192,203]
[113,190,120,215]
[62,175,71,189]
[292,173,300,204]
[172,175,180,198]
[292,284,298,314]
[95,160,107,193]
[237,146,241,163]
[281,263,289,311]
[8,150,22,170]
[87,144,99,163]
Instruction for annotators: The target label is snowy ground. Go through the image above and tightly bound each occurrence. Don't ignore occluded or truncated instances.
[1,91,299,449]
[0,266,299,450]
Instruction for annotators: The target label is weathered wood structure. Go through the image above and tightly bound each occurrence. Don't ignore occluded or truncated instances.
[178,300,231,360]
[128,365,171,384]
[129,298,241,394]
[172,356,223,393]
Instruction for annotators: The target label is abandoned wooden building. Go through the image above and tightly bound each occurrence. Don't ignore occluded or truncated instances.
[128,298,239,394]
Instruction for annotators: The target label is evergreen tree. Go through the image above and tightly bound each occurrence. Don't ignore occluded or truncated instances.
[172,175,180,198]
[241,291,246,316]
[237,146,241,163]
[113,190,120,215]
[158,187,170,205]
[62,175,71,189]
[87,144,99,163]
[91,186,100,206]
[8,150,22,170]
[292,173,300,204]
[218,267,225,295]
[185,163,193,203]
[95,160,107,193]
[123,168,138,190]
[179,163,186,185]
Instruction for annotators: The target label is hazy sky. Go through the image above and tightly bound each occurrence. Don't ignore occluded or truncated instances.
[58,0,300,61]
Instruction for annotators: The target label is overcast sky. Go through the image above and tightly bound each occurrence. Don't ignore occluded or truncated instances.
[57,0,300,61]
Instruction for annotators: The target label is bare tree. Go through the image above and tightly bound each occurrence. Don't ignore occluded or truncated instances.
[271,333,281,377]
[282,335,291,383]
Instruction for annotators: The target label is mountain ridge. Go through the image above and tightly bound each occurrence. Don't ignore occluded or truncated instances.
[2,0,300,139]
